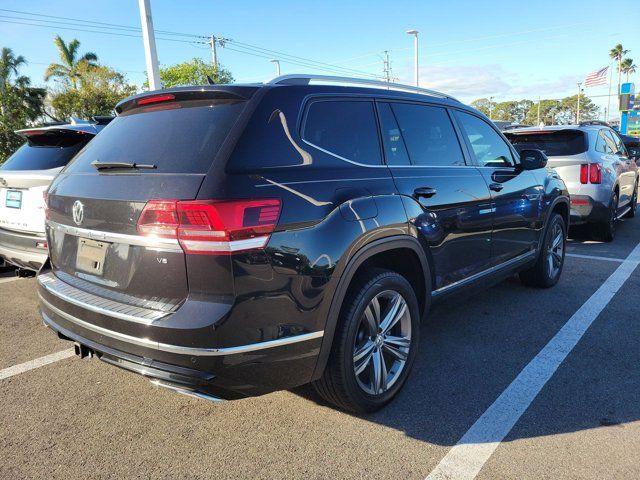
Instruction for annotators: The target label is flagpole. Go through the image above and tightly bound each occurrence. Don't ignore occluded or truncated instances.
[606,61,613,122]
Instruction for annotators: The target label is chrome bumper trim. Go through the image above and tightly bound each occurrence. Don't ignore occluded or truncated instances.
[46,220,182,251]
[38,272,170,324]
[40,295,324,356]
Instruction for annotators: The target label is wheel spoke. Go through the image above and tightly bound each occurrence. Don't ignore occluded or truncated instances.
[547,253,554,273]
[372,348,387,394]
[379,294,407,335]
[551,250,562,266]
[363,299,380,334]
[384,334,410,349]
[552,231,563,249]
[353,341,375,375]
[382,341,408,362]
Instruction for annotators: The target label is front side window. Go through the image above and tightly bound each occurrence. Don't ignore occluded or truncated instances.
[303,100,381,165]
[389,103,465,167]
[455,111,515,167]
[596,131,613,153]
[608,130,628,156]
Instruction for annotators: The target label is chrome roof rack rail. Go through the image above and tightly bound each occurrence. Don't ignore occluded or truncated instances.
[268,74,459,102]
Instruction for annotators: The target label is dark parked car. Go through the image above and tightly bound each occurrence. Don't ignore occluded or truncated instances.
[621,133,640,163]
[38,75,569,412]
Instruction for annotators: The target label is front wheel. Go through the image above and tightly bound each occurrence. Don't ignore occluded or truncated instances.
[313,270,420,413]
[520,213,566,288]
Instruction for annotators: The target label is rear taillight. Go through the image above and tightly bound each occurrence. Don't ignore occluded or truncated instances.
[137,199,281,255]
[137,94,175,106]
[579,163,602,184]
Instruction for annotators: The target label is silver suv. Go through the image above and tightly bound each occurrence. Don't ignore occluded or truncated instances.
[506,122,638,241]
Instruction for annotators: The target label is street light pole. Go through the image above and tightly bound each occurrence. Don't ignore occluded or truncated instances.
[406,29,419,87]
[489,96,494,120]
[576,82,582,124]
[137,0,161,90]
[270,59,281,76]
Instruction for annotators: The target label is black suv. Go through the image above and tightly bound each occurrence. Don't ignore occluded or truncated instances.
[38,75,569,412]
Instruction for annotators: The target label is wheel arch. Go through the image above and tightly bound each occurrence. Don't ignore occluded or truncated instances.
[311,236,431,381]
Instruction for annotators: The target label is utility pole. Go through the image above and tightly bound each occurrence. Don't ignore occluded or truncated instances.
[606,61,613,122]
[270,59,281,76]
[209,35,218,72]
[406,30,419,87]
[489,96,494,120]
[382,50,391,82]
[576,82,582,124]
[537,96,541,125]
[138,0,161,90]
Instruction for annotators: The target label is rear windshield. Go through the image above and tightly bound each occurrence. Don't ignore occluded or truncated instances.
[64,99,245,174]
[505,130,587,156]
[1,136,88,171]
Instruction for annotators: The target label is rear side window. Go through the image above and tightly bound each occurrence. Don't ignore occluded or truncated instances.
[506,130,587,156]
[389,103,465,167]
[456,111,515,167]
[1,133,89,171]
[64,99,245,174]
[303,100,382,165]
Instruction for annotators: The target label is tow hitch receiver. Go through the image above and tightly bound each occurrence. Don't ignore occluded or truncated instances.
[74,342,94,359]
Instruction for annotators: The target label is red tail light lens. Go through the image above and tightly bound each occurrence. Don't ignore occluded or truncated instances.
[137,199,281,255]
[137,93,175,106]
[580,164,588,184]
[589,163,602,184]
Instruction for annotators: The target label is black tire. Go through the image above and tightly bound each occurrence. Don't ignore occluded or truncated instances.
[595,191,618,242]
[313,269,420,413]
[624,181,638,219]
[519,213,566,288]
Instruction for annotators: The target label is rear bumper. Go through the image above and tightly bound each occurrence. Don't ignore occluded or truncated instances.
[38,271,324,399]
[0,227,47,270]
[569,195,610,225]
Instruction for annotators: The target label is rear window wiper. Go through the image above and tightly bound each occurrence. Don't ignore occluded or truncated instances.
[91,160,157,171]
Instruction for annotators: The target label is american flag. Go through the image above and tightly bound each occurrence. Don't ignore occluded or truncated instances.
[584,66,609,87]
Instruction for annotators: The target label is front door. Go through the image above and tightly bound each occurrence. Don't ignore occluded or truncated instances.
[453,110,542,265]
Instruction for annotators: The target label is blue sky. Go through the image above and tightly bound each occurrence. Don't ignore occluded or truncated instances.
[1,0,637,115]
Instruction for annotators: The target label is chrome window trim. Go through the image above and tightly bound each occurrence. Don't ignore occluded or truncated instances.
[40,295,324,356]
[38,272,170,325]
[47,220,182,251]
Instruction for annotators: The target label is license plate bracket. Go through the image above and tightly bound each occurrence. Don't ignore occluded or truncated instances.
[5,190,22,209]
[76,238,109,276]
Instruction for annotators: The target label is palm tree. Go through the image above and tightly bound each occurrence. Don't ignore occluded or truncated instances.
[44,35,98,89]
[0,47,29,117]
[621,58,637,82]
[609,44,629,95]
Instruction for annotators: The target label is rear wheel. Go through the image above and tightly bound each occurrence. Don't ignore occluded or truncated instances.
[595,191,618,242]
[313,270,420,413]
[520,213,566,288]
[624,181,638,219]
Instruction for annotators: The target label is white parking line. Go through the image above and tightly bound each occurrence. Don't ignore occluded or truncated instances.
[426,241,640,480]
[566,253,627,263]
[0,349,75,381]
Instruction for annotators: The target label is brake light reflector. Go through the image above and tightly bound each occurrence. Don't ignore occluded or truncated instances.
[589,163,602,184]
[137,199,281,255]
[137,94,175,106]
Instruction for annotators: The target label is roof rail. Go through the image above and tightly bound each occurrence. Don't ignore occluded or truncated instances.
[579,120,610,127]
[268,74,459,102]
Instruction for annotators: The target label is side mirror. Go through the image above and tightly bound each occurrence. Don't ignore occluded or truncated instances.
[519,149,548,170]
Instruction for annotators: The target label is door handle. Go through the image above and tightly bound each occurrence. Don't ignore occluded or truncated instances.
[414,187,437,198]
[489,183,504,192]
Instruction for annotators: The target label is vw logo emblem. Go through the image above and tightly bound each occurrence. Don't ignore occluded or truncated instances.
[72,200,84,226]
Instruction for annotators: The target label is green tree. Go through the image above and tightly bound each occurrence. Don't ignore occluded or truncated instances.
[558,94,599,124]
[49,64,137,119]
[44,35,98,89]
[609,44,629,95]
[621,58,637,82]
[0,47,45,162]
[523,99,562,126]
[470,98,494,117]
[155,58,234,88]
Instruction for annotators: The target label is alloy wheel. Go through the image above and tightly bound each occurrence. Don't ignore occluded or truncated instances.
[547,221,564,279]
[352,290,412,396]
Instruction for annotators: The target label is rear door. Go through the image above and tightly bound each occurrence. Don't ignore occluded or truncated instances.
[377,101,493,289]
[607,129,636,206]
[454,110,542,265]
[0,129,90,234]
[46,92,249,303]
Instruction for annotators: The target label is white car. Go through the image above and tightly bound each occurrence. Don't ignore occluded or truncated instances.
[0,120,109,271]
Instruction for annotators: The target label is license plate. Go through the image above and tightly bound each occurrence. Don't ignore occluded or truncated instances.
[5,190,22,209]
[76,238,109,276]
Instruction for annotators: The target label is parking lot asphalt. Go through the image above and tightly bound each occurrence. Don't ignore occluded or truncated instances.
[2,217,640,479]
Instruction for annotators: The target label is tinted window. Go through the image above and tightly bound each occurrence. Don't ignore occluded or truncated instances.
[456,111,514,167]
[596,131,613,153]
[378,103,410,166]
[1,140,87,171]
[64,99,245,174]
[303,100,381,165]
[506,130,588,156]
[390,103,465,167]
[608,130,627,156]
